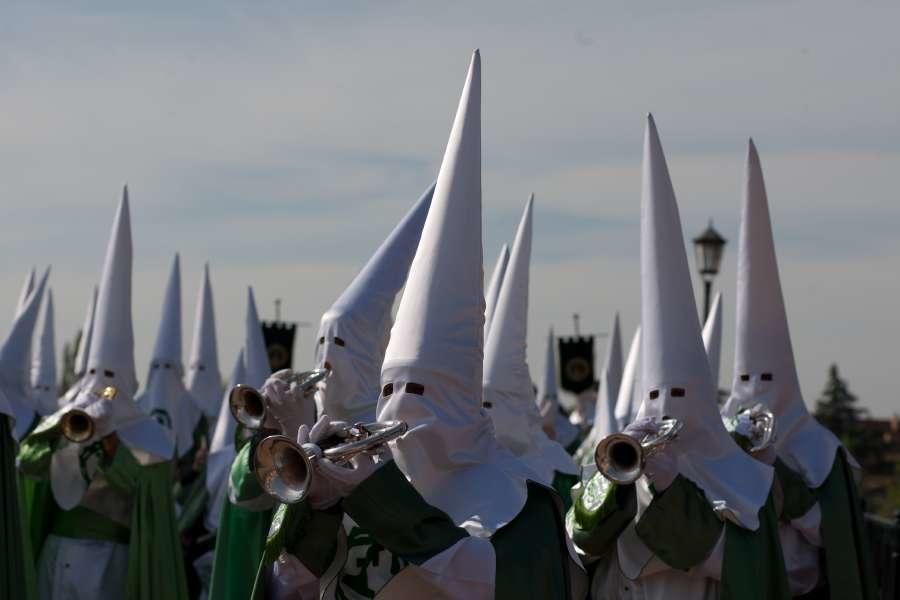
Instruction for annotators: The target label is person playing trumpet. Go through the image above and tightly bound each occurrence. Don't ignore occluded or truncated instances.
[17,190,188,600]
[719,140,876,599]
[568,116,790,599]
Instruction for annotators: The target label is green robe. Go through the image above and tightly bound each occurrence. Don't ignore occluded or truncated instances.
[247,458,577,599]
[208,440,273,600]
[17,429,189,600]
[772,450,877,600]
[1,415,37,600]
[569,472,791,600]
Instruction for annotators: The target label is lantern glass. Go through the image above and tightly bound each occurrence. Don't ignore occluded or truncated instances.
[692,222,726,279]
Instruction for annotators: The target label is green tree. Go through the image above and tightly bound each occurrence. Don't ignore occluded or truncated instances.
[814,364,882,469]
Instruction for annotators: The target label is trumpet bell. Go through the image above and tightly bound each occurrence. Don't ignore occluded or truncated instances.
[254,435,315,504]
[61,409,95,443]
[229,384,266,430]
[594,433,644,485]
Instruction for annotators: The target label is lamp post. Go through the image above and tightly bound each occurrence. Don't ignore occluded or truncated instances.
[692,220,727,321]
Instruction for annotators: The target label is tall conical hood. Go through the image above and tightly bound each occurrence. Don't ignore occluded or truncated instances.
[15,268,35,317]
[727,140,840,486]
[594,313,624,438]
[537,327,559,430]
[186,264,222,418]
[315,182,434,422]
[378,51,536,535]
[702,292,723,389]
[635,116,771,530]
[576,313,624,463]
[74,286,98,378]
[87,188,138,395]
[613,326,641,429]
[30,288,57,415]
[244,287,270,389]
[0,266,49,437]
[205,348,246,531]
[484,195,578,481]
[484,244,509,341]
[137,253,201,457]
[151,254,183,365]
[484,195,534,397]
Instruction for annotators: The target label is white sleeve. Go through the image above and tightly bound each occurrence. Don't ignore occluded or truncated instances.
[374,537,495,600]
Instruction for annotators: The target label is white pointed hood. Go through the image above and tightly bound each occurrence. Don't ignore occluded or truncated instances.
[315,182,434,422]
[39,189,174,508]
[378,50,538,536]
[244,287,271,389]
[15,268,36,317]
[206,348,246,531]
[137,254,201,457]
[74,286,98,379]
[484,195,578,482]
[635,116,771,530]
[0,267,49,438]
[576,313,624,463]
[30,289,58,416]
[186,264,223,419]
[702,292,723,389]
[613,326,642,430]
[725,140,841,487]
[483,243,509,341]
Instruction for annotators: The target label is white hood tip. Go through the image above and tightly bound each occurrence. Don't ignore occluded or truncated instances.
[484,243,510,342]
[613,325,642,429]
[244,286,270,389]
[74,285,99,379]
[730,138,840,488]
[702,291,723,389]
[637,116,772,530]
[30,287,58,416]
[187,263,223,418]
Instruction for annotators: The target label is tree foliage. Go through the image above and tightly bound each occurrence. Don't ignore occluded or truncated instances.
[815,364,884,469]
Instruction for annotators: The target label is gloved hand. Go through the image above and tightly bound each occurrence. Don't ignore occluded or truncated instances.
[298,414,392,510]
[623,417,679,491]
[261,369,317,438]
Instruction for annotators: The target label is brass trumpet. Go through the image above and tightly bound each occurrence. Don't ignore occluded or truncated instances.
[253,420,408,503]
[594,418,683,485]
[61,408,95,443]
[58,385,118,443]
[229,368,329,430]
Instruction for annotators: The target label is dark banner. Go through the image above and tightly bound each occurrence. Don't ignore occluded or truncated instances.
[261,321,297,374]
[558,335,595,394]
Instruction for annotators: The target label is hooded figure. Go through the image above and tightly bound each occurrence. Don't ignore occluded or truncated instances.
[484,194,580,499]
[702,292,723,391]
[1,269,47,600]
[137,254,203,458]
[722,140,876,599]
[0,268,50,440]
[208,287,279,600]
[537,327,580,450]
[613,326,641,431]
[574,314,623,464]
[313,181,435,423]
[30,289,58,417]
[484,243,509,342]
[569,117,789,600]
[233,50,587,600]
[18,188,187,600]
[186,264,223,421]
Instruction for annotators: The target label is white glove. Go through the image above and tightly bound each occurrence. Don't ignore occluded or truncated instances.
[623,417,679,491]
[298,415,391,510]
[261,369,317,438]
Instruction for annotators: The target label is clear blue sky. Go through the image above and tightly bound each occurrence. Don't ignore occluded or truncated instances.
[2,1,898,415]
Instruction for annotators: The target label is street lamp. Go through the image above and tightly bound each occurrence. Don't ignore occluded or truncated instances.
[692,220,727,320]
